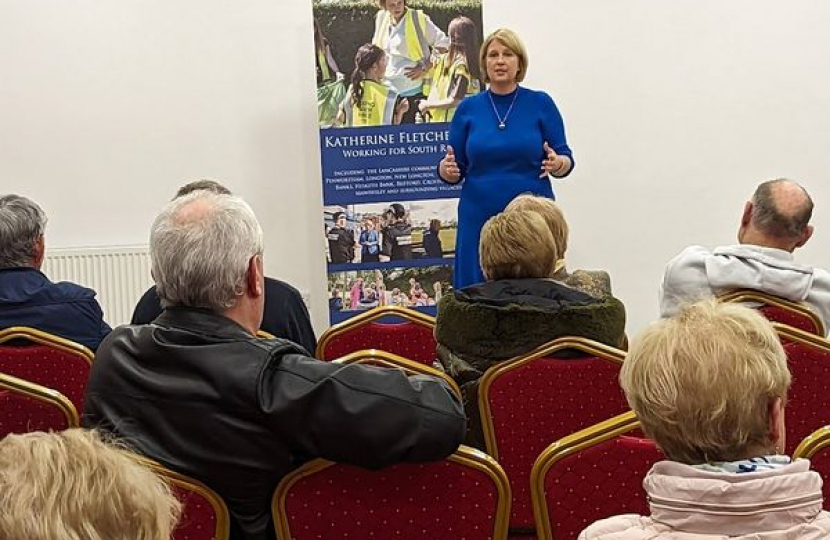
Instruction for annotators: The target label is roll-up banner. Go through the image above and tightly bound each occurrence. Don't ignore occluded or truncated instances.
[313,0,484,323]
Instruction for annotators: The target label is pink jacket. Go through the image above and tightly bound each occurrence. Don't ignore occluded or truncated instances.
[579,459,830,539]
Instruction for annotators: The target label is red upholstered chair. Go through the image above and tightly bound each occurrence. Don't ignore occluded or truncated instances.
[0,372,79,437]
[719,289,825,336]
[272,445,511,540]
[334,349,462,400]
[793,425,830,510]
[478,336,629,533]
[0,326,94,413]
[138,459,231,540]
[772,324,830,454]
[531,412,663,540]
[316,306,437,365]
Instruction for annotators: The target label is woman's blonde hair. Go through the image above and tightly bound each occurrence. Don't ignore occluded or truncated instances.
[480,210,557,281]
[505,194,569,256]
[0,429,181,540]
[621,300,791,464]
[480,28,529,84]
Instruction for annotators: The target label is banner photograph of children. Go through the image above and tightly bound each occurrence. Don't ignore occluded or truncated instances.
[314,0,483,128]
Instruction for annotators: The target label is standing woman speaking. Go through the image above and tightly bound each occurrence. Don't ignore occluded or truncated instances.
[439,28,574,289]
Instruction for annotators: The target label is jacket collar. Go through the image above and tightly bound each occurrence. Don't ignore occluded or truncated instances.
[154,306,254,341]
[646,459,824,535]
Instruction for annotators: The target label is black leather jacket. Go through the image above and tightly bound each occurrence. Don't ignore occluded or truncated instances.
[83,307,465,540]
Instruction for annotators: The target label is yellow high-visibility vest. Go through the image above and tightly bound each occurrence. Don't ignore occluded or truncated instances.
[343,80,399,127]
[425,53,480,123]
[317,48,332,83]
[372,8,431,65]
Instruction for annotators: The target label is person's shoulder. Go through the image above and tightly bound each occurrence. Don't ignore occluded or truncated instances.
[522,86,556,104]
[50,277,100,301]
[265,277,303,300]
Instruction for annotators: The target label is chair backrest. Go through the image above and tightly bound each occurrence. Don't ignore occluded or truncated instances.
[531,411,663,540]
[316,306,437,364]
[0,372,79,437]
[334,349,462,400]
[720,289,825,336]
[0,326,94,413]
[772,324,830,454]
[140,459,231,540]
[793,425,830,510]
[478,336,629,531]
[273,445,511,540]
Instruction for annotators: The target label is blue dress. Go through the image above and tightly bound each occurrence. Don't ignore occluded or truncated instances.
[446,86,574,289]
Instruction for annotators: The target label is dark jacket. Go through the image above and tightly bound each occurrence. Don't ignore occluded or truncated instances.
[435,278,626,448]
[0,267,111,350]
[327,226,355,263]
[382,221,413,260]
[84,307,465,540]
[423,229,444,259]
[130,277,317,354]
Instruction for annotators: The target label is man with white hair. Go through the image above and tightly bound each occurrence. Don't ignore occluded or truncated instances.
[0,194,110,349]
[83,191,465,540]
[659,178,830,333]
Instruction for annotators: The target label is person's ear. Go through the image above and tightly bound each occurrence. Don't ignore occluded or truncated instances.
[247,254,264,297]
[794,225,814,248]
[769,397,786,454]
[32,236,46,269]
[741,202,753,227]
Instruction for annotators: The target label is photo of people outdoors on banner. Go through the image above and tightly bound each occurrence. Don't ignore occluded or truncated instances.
[324,199,456,265]
[314,0,483,128]
[328,266,451,313]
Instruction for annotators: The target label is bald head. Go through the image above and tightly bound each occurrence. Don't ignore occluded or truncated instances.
[749,179,813,242]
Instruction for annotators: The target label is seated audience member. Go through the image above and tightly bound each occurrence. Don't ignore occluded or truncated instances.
[131,179,317,353]
[0,194,111,350]
[436,210,626,448]
[84,191,465,540]
[580,300,830,539]
[505,193,612,297]
[660,178,830,334]
[0,428,180,540]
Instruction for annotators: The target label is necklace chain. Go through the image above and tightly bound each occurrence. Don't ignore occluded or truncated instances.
[488,89,519,130]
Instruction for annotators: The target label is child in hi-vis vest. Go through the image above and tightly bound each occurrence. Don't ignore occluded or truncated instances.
[418,17,482,123]
[338,44,409,127]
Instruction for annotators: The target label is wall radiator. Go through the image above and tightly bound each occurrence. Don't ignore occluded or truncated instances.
[42,246,153,327]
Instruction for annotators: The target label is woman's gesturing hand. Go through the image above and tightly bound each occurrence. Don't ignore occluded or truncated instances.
[439,145,461,183]
[540,141,570,177]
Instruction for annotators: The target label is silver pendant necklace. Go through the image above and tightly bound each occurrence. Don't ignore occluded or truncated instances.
[488,88,519,130]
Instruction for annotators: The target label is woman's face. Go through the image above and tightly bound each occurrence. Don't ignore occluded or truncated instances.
[366,220,375,230]
[373,54,388,78]
[384,0,406,20]
[485,40,520,85]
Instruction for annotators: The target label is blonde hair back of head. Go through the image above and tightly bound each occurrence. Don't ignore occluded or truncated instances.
[479,28,529,84]
[480,210,557,281]
[0,428,181,540]
[621,300,791,464]
[505,194,569,256]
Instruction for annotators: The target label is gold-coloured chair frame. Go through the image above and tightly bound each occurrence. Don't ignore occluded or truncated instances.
[272,445,512,540]
[0,371,80,428]
[530,411,640,540]
[256,330,275,339]
[134,456,232,540]
[793,425,830,460]
[719,289,826,336]
[478,336,626,460]
[772,322,830,352]
[315,305,436,360]
[0,326,95,365]
[333,349,462,400]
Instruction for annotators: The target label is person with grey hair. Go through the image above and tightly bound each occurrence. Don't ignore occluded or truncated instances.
[0,194,110,349]
[83,191,465,540]
[130,180,316,352]
[659,178,830,334]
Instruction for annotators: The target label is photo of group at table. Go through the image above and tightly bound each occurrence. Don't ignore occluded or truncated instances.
[325,199,456,265]
[314,0,483,127]
[328,265,451,312]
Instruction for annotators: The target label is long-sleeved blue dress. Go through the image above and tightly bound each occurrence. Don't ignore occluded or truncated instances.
[445,86,574,289]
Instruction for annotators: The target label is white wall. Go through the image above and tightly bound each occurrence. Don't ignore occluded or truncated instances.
[2,0,829,337]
